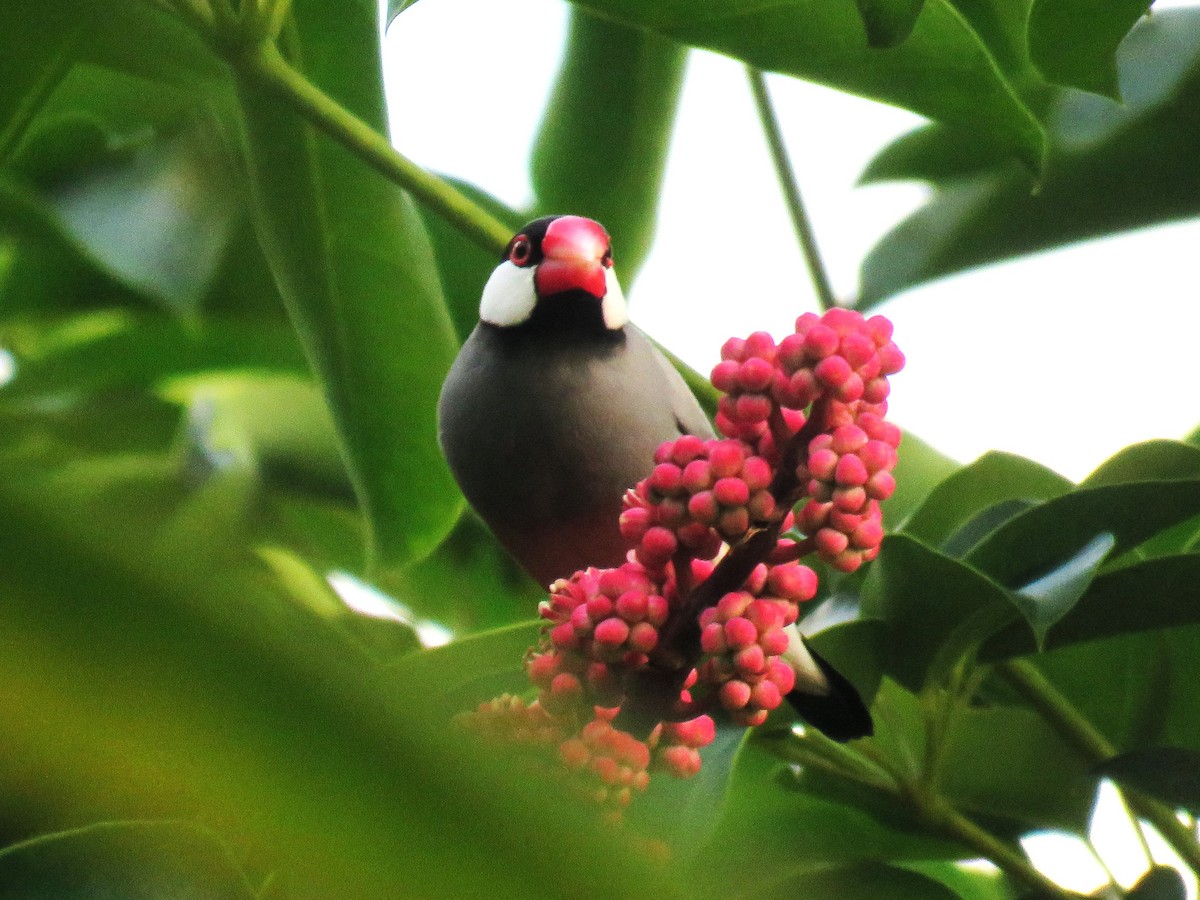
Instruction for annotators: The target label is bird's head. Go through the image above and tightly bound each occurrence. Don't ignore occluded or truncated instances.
[479,215,628,334]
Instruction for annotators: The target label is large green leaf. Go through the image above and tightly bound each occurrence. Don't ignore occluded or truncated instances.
[855,0,928,49]
[0,821,256,899]
[1028,0,1152,98]
[859,8,1200,305]
[236,3,462,567]
[0,482,675,900]
[747,861,964,900]
[0,3,80,163]
[965,465,1200,588]
[696,732,964,896]
[390,0,1047,171]
[1098,747,1200,816]
[530,10,686,283]
[983,554,1200,659]
[884,429,961,528]
[900,450,1072,549]
[863,534,1015,690]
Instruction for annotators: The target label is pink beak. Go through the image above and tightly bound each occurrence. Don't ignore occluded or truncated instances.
[534,216,610,299]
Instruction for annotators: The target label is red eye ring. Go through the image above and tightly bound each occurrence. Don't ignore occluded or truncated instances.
[509,235,532,266]
[601,248,613,269]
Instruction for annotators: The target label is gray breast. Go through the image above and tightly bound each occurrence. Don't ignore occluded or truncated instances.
[438,322,713,533]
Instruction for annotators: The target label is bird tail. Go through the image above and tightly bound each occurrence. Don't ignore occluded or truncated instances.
[783,627,874,742]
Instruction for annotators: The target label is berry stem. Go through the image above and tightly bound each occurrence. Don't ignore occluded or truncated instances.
[745,67,837,312]
[998,659,1200,876]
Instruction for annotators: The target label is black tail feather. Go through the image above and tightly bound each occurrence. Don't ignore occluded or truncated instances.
[785,642,874,742]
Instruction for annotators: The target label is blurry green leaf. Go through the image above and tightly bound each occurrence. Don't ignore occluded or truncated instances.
[415,176,523,343]
[530,9,686,283]
[384,512,542,634]
[627,725,746,864]
[257,545,346,620]
[965,474,1200,588]
[0,4,80,163]
[1028,0,1151,98]
[236,2,462,567]
[0,820,256,900]
[863,534,1016,690]
[941,705,1096,831]
[0,314,308,404]
[473,0,1050,171]
[387,620,541,707]
[1099,748,1200,816]
[749,861,962,899]
[73,0,226,88]
[898,860,1012,900]
[859,9,1200,305]
[38,126,240,316]
[900,450,1071,549]
[696,733,963,896]
[1127,866,1187,900]
[984,554,1200,659]
[180,375,350,501]
[855,0,927,48]
[0,483,675,900]
[885,429,961,528]
[1007,531,1115,649]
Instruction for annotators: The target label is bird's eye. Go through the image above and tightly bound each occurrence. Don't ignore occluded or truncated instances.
[601,248,613,268]
[509,236,532,266]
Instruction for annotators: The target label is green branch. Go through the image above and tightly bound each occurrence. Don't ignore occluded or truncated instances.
[791,729,1081,899]
[745,67,837,312]
[998,659,1200,875]
[240,42,512,256]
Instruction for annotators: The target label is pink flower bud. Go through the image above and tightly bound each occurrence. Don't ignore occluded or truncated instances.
[724,617,758,649]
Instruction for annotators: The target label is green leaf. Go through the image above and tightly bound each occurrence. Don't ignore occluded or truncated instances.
[1098,747,1200,816]
[235,2,462,567]
[984,554,1200,659]
[1080,439,1200,488]
[862,534,1015,691]
[1028,0,1152,98]
[0,4,81,163]
[1007,531,1115,649]
[859,8,1200,305]
[1128,866,1187,900]
[530,0,1049,172]
[0,481,675,900]
[386,620,541,707]
[35,125,240,316]
[748,861,963,900]
[855,0,927,48]
[898,860,1012,900]
[0,820,256,900]
[530,10,686,283]
[696,732,963,896]
[885,430,961,529]
[900,450,1072,550]
[965,470,1200,588]
[940,704,1097,830]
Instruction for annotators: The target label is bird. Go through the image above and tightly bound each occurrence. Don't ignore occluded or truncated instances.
[437,214,871,741]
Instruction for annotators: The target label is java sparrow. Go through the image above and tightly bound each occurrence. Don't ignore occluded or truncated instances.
[437,215,871,741]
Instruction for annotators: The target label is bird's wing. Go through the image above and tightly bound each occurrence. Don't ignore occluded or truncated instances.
[628,324,715,440]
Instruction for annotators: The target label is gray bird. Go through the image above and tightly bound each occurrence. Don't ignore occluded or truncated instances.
[437,214,871,741]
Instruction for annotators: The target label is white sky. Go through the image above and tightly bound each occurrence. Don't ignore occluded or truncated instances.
[384,0,1200,484]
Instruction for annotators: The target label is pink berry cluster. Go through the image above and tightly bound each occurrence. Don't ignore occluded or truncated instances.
[465,308,903,817]
[619,435,776,566]
[698,561,817,725]
[710,309,904,572]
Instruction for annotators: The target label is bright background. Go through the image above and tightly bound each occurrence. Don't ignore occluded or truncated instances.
[384,0,1200,483]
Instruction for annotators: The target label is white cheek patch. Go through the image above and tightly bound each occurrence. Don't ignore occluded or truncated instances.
[479,261,537,327]
[601,267,629,330]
